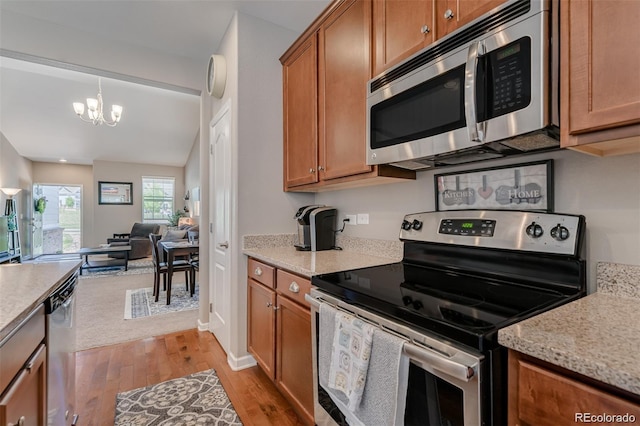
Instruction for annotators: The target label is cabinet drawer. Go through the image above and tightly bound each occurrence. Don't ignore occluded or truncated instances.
[0,343,47,426]
[248,258,275,288]
[0,305,45,392]
[276,269,311,307]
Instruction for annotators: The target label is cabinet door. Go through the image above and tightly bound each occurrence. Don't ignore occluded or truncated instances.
[436,0,506,39]
[247,279,276,380]
[0,344,46,426]
[563,0,640,137]
[318,0,373,181]
[372,0,434,76]
[275,295,314,425]
[283,34,319,188]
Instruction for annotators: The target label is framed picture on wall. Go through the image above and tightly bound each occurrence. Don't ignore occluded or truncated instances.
[98,181,133,205]
[434,160,554,212]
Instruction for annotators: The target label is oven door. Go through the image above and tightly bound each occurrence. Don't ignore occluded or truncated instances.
[307,291,484,426]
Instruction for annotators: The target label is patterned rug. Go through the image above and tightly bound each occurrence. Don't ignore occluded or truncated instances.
[124,286,199,319]
[114,369,242,425]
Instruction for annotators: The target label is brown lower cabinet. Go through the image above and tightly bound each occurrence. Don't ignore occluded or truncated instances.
[247,258,314,425]
[0,305,47,426]
[508,349,640,426]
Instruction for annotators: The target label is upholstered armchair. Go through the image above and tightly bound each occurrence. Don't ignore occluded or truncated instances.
[107,222,160,260]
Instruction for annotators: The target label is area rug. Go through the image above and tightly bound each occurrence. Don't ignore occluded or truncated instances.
[115,369,242,425]
[79,258,155,279]
[124,286,199,319]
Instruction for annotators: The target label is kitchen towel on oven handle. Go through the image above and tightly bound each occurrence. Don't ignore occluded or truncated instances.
[319,302,409,426]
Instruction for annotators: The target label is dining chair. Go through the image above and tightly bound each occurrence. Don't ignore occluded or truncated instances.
[149,234,192,304]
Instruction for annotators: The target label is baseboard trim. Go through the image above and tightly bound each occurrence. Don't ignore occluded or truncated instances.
[227,353,257,371]
[197,319,209,331]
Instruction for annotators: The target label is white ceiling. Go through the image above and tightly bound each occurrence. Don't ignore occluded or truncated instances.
[0,0,330,167]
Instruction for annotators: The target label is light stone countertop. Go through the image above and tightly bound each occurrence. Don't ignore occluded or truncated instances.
[242,245,400,277]
[243,234,402,277]
[0,260,81,343]
[498,262,640,396]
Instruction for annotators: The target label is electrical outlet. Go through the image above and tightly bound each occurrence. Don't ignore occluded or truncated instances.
[357,213,369,225]
[345,214,357,225]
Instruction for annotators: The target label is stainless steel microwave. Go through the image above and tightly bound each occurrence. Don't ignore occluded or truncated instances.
[366,0,559,170]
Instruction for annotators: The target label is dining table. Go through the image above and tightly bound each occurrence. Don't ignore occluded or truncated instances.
[160,239,199,304]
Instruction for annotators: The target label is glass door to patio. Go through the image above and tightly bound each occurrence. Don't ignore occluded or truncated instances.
[33,184,82,255]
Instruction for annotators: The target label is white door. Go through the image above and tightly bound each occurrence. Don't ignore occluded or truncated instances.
[209,101,232,354]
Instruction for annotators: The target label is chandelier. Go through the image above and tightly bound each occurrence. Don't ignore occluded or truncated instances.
[72,78,123,127]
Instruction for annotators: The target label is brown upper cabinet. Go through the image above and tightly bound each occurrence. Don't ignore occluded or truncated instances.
[560,0,640,156]
[281,0,415,192]
[372,0,435,76]
[435,0,507,39]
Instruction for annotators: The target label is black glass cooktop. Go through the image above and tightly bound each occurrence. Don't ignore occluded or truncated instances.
[312,262,580,351]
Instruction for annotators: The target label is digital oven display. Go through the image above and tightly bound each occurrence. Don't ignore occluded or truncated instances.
[439,219,496,236]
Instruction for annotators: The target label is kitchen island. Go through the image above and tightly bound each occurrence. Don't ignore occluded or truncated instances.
[0,260,81,342]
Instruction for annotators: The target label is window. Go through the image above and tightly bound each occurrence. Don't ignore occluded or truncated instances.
[142,177,175,223]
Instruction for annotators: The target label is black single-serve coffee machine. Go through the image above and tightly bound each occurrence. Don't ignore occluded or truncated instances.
[294,205,337,251]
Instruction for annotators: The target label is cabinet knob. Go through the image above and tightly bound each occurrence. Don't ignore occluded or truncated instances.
[444,9,454,20]
[273,305,280,311]
[10,417,26,426]
[254,267,263,276]
[266,302,273,308]
[318,166,324,171]
[309,168,315,173]
[420,25,430,34]
[289,281,300,293]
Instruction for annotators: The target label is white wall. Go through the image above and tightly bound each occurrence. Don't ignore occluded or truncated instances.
[316,149,640,292]
[92,160,185,245]
[0,132,33,256]
[204,12,314,362]
[184,133,200,220]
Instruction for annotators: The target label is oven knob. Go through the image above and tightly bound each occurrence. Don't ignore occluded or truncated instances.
[401,220,412,230]
[412,300,424,310]
[402,296,413,306]
[411,219,423,230]
[525,222,544,238]
[550,224,570,241]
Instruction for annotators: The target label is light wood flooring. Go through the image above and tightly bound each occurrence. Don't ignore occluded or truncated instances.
[75,328,305,425]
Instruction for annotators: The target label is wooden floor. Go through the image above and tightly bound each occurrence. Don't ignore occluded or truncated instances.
[75,328,305,425]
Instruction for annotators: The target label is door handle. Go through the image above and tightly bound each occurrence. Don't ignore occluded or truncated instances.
[218,241,229,249]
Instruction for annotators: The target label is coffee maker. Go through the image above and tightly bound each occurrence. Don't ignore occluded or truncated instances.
[294,205,337,251]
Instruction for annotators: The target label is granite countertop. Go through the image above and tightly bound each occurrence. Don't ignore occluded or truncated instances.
[498,262,640,396]
[0,260,81,343]
[242,234,402,277]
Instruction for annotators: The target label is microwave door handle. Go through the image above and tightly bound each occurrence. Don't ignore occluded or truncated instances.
[465,41,486,142]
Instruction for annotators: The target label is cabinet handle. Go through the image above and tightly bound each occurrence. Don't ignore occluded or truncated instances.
[444,9,454,20]
[218,241,229,249]
[309,168,315,173]
[254,267,263,276]
[420,25,430,34]
[289,281,300,293]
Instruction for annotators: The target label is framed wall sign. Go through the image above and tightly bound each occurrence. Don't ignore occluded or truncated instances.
[98,181,133,205]
[435,160,553,212]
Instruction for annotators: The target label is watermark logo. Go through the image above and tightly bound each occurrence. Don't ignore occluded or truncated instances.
[575,413,636,423]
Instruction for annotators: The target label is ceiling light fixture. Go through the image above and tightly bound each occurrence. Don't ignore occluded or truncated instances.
[73,77,123,127]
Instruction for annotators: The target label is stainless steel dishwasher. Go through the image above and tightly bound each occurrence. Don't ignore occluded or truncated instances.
[45,270,79,426]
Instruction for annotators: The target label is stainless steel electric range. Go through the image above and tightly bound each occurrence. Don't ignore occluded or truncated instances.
[308,210,586,426]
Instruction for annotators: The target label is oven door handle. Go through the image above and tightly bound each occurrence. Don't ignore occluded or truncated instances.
[306,294,477,382]
[404,342,476,382]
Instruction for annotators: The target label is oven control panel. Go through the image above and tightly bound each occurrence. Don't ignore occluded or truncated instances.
[400,210,585,256]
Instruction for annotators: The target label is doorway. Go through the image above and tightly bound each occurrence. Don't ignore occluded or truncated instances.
[33,184,83,255]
